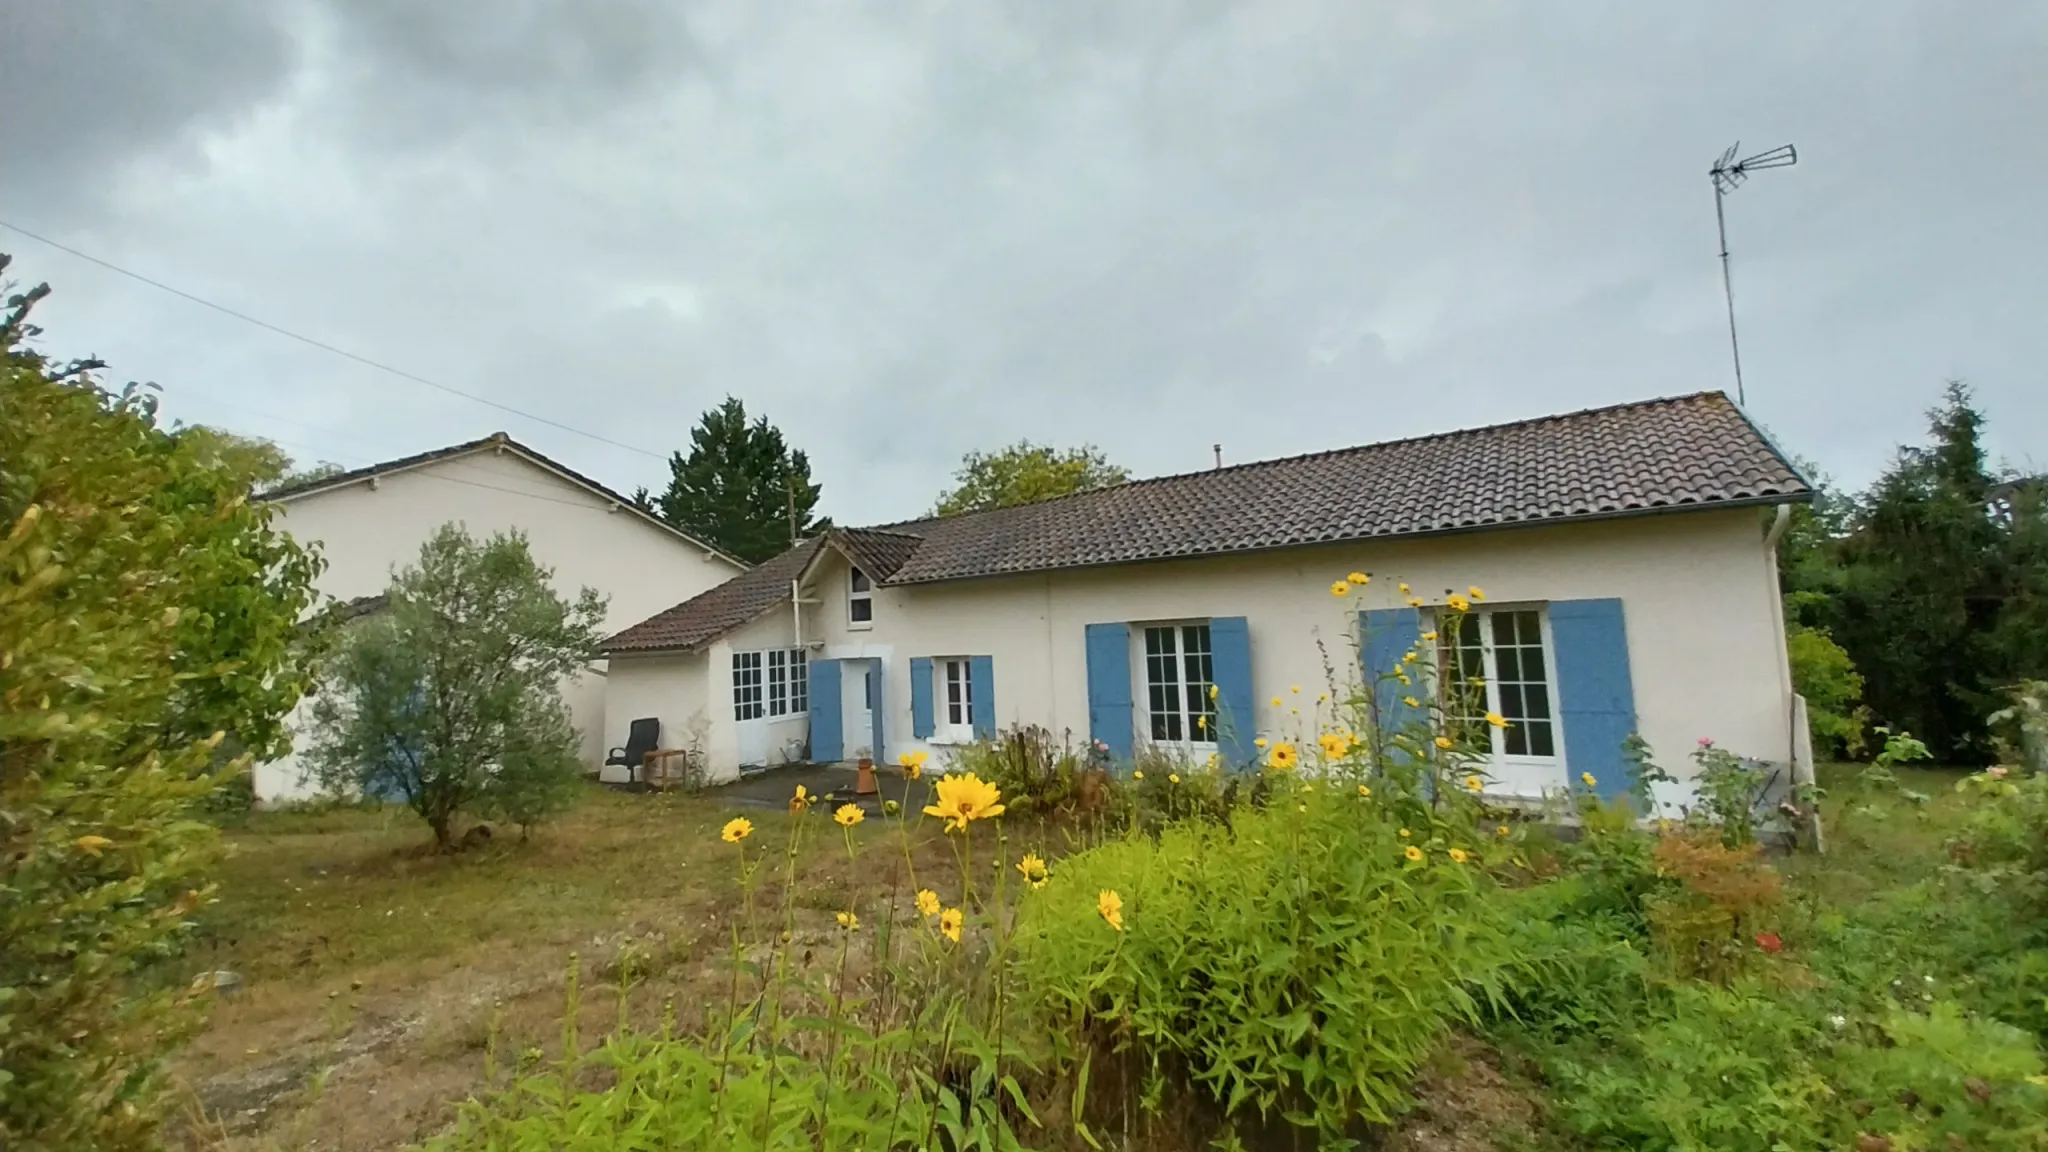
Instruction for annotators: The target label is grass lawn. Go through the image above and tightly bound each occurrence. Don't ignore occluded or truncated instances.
[172,785,964,1150]
[171,764,1993,1151]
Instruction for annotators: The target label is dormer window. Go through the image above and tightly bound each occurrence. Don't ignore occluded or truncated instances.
[849,566,873,628]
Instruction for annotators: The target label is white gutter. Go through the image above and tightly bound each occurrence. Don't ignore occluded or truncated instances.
[1763,503,1793,551]
[791,578,802,647]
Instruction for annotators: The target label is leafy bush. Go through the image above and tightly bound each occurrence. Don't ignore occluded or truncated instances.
[1644,832,1783,983]
[1012,788,1511,1141]
[1787,622,1868,756]
[304,524,605,847]
[1,266,322,1149]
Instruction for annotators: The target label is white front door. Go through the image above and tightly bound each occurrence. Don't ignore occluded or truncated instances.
[1438,608,1568,799]
[846,665,875,760]
[733,651,770,767]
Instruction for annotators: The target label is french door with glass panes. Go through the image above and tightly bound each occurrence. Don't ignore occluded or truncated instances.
[1434,608,1566,798]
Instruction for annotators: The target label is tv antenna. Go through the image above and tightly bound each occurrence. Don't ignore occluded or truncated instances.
[1709,142,1796,406]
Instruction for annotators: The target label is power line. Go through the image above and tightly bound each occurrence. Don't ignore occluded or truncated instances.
[0,217,665,460]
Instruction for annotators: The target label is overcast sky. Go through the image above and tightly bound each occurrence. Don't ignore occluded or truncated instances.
[4,1,2042,523]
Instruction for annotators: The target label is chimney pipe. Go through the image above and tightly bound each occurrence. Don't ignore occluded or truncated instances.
[1212,443,1222,470]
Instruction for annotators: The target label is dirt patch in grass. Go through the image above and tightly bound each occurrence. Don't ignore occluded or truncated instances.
[168,787,973,1150]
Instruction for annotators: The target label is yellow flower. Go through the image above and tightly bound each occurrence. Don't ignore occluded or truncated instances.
[74,834,113,857]
[790,784,815,812]
[1168,773,1181,784]
[1468,586,1486,601]
[834,803,865,828]
[1396,672,1411,686]
[1401,651,1418,664]
[1271,696,1283,707]
[1208,683,1219,700]
[1357,784,1372,798]
[1465,775,1483,793]
[836,911,860,930]
[1448,848,1469,864]
[1132,770,1144,781]
[898,749,928,779]
[1581,772,1598,788]
[1403,845,1424,863]
[1318,693,1328,703]
[1254,737,1268,748]
[1406,597,1425,608]
[1266,742,1299,771]
[915,888,941,917]
[1497,824,1512,837]
[1330,580,1351,597]
[1403,695,1421,709]
[1348,571,1371,585]
[1485,712,1509,729]
[939,907,963,942]
[1291,685,1301,694]
[1421,631,1438,642]
[1446,593,1471,612]
[1318,731,1351,759]
[1017,852,1049,888]
[1434,736,1454,750]
[1097,889,1124,932]
[1398,827,1411,838]
[1196,715,1206,730]
[720,817,754,844]
[922,773,1006,832]
[1398,582,1411,593]
[1206,753,1221,771]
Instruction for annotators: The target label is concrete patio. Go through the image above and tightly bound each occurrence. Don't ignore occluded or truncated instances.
[708,763,920,813]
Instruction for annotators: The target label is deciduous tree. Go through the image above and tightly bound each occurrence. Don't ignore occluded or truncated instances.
[304,525,606,846]
[933,440,1129,516]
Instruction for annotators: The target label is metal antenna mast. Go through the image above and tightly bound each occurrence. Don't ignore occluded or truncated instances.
[1709,142,1797,406]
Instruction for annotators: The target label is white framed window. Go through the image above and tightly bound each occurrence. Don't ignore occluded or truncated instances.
[934,657,974,742]
[759,649,809,718]
[1436,607,1560,762]
[848,566,873,628]
[1138,623,1217,746]
[732,651,764,722]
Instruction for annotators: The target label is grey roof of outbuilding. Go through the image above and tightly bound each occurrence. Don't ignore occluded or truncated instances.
[601,391,1808,651]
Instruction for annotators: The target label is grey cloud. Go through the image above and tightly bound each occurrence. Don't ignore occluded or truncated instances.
[2,0,2042,525]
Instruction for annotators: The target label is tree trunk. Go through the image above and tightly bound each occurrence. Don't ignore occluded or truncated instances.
[428,810,453,849]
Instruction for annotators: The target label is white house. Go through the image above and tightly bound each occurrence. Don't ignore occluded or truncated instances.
[601,392,1815,806]
[254,433,744,803]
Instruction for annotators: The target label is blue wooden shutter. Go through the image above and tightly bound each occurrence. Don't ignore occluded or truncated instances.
[1360,608,1424,756]
[1208,616,1254,768]
[1549,598,1638,802]
[968,656,995,738]
[909,657,935,739]
[1084,623,1134,761]
[808,658,842,763]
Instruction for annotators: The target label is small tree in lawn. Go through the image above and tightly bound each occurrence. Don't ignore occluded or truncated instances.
[306,524,606,847]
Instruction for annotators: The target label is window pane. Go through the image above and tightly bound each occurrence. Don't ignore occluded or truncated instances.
[1523,683,1550,723]
[791,651,808,714]
[850,597,873,623]
[1495,647,1521,682]
[1527,720,1556,757]
[850,567,870,592]
[768,650,787,717]
[1520,644,1546,683]
[1499,682,1526,720]
[1504,721,1530,757]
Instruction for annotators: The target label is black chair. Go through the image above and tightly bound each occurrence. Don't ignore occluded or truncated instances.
[606,718,661,783]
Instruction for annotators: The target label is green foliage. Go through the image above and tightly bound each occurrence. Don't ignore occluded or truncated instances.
[1988,679,2048,777]
[304,524,605,846]
[933,441,1129,517]
[1790,383,2048,762]
[1688,739,1770,847]
[655,396,827,563]
[1012,791,1511,1141]
[0,261,323,1150]
[1786,622,1866,755]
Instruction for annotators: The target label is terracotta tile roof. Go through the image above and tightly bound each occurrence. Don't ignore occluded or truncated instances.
[602,539,822,653]
[602,392,1808,650]
[867,391,1807,585]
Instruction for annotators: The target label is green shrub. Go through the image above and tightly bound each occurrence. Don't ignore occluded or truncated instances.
[1787,623,1868,756]
[1012,786,1510,1141]
[1,267,322,1150]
